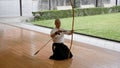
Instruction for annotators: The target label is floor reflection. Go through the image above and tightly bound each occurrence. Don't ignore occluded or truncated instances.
[52,59,73,68]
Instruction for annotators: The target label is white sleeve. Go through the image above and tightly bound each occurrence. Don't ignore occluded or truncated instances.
[50,29,56,35]
[63,30,71,35]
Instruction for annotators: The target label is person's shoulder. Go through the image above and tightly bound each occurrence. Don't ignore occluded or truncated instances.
[51,28,57,32]
[52,28,57,31]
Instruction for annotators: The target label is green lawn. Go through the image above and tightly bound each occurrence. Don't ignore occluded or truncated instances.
[32,13,120,41]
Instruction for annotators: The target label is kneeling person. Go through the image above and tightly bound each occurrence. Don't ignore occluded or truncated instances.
[49,19,73,60]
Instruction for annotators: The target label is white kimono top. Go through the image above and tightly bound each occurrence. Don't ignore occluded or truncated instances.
[50,28,71,43]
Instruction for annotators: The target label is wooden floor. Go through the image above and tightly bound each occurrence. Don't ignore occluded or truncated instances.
[0,23,120,68]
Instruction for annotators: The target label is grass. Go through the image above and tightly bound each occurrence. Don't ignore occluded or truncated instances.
[32,13,120,41]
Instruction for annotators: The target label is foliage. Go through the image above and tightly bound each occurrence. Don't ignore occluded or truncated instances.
[32,6,120,21]
[32,13,120,41]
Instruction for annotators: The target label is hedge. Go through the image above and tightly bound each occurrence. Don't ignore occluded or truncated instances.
[32,6,120,20]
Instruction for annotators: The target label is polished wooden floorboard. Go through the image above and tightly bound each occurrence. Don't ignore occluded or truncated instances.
[0,23,120,68]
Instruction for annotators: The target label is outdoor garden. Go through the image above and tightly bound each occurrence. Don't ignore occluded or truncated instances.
[32,6,120,42]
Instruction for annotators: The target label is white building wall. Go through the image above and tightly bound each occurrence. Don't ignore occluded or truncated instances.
[110,0,120,6]
[118,0,120,6]
[32,0,39,12]
[22,0,33,16]
[0,0,33,17]
[0,0,20,17]
[110,0,116,6]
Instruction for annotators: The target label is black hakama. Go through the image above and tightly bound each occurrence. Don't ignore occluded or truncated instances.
[49,43,73,60]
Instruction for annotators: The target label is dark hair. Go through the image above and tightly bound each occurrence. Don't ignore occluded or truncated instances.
[55,18,60,24]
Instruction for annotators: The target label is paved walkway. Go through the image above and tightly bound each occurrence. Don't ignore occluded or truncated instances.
[0,17,120,52]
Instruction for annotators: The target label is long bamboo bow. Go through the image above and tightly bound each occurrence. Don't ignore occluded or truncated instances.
[68,0,75,58]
